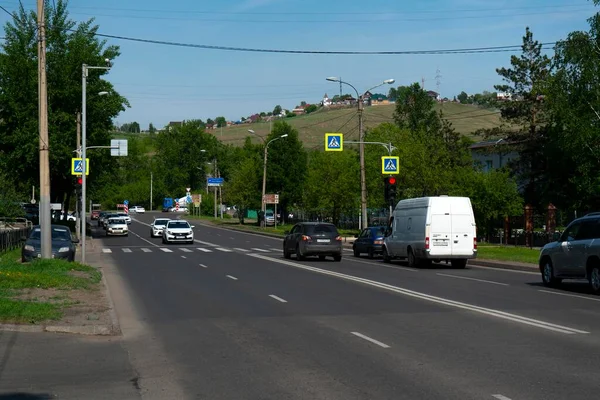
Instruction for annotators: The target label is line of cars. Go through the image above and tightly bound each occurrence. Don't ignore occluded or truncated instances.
[150,218,195,244]
[98,211,131,236]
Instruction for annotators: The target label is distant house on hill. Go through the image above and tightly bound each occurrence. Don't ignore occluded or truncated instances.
[427,91,441,101]
[322,93,331,107]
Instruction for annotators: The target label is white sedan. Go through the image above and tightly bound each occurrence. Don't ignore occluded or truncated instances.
[150,218,170,238]
[117,212,132,224]
[130,206,145,214]
[106,218,128,236]
[162,220,195,244]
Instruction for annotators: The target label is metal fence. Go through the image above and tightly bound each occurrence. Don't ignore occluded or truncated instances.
[0,217,33,253]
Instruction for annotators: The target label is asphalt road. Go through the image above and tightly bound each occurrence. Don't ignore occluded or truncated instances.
[88,212,600,399]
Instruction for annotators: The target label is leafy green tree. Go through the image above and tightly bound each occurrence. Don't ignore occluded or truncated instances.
[215,116,227,128]
[262,121,307,217]
[225,156,261,223]
[148,123,156,133]
[457,91,469,104]
[273,105,282,115]
[207,118,215,126]
[492,27,552,208]
[393,83,441,135]
[0,0,127,207]
[304,150,360,224]
[305,104,318,114]
[0,173,24,217]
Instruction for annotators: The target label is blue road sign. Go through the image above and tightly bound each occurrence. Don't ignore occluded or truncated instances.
[124,200,129,205]
[207,177,224,187]
[325,133,343,152]
[381,156,400,174]
[186,195,193,204]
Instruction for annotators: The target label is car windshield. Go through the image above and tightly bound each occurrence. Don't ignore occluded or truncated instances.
[372,227,385,237]
[168,221,190,229]
[311,224,338,234]
[30,228,71,241]
[109,219,125,225]
[154,220,169,226]
[117,213,128,217]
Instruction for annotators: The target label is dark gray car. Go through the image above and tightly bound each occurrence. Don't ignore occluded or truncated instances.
[21,225,79,262]
[283,222,342,261]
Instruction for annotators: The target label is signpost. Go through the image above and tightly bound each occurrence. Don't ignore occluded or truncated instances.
[123,199,129,214]
[263,194,280,228]
[207,177,224,187]
[110,139,128,156]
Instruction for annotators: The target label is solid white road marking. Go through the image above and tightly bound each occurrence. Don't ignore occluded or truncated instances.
[470,264,539,275]
[437,273,509,286]
[197,248,212,252]
[226,275,238,280]
[249,254,589,335]
[251,248,270,252]
[180,248,192,252]
[234,248,250,252]
[181,256,186,259]
[492,395,512,400]
[141,248,152,253]
[102,248,112,253]
[122,248,132,253]
[230,237,235,240]
[348,257,419,272]
[129,229,161,247]
[269,295,287,303]
[216,248,233,252]
[200,264,208,268]
[351,332,390,348]
[160,248,173,253]
[538,289,600,302]
[194,239,220,247]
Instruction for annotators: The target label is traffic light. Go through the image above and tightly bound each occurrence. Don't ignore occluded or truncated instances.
[77,177,82,185]
[384,176,397,205]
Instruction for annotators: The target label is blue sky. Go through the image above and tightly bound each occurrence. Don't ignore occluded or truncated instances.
[1,0,596,129]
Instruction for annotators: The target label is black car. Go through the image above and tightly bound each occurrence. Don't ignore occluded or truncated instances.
[352,226,386,259]
[283,222,343,261]
[21,225,79,262]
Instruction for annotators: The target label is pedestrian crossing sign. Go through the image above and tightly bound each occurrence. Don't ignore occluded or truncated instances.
[71,158,90,176]
[325,133,343,152]
[381,156,399,174]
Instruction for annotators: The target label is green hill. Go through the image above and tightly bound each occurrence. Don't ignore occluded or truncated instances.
[212,102,501,148]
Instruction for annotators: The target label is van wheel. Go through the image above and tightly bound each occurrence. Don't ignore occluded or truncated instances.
[407,249,417,268]
[382,247,391,263]
[451,259,467,269]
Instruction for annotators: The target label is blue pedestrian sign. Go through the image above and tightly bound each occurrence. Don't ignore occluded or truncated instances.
[207,177,224,187]
[71,158,89,176]
[325,133,343,152]
[124,200,129,205]
[381,156,400,175]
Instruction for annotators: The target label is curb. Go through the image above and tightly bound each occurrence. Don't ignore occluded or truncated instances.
[469,259,539,273]
[0,323,117,335]
[99,263,122,336]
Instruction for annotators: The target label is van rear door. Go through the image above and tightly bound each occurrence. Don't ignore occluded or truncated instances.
[451,213,475,256]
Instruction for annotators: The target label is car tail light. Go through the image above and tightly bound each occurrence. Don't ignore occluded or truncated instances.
[473,237,477,250]
[425,236,430,250]
[302,235,312,241]
[335,236,342,241]
[373,240,383,245]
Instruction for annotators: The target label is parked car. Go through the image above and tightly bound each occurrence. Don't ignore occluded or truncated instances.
[539,213,600,294]
[283,222,343,261]
[130,206,145,214]
[150,218,170,238]
[106,218,129,236]
[353,226,386,259]
[162,220,195,244]
[264,210,275,226]
[21,224,78,262]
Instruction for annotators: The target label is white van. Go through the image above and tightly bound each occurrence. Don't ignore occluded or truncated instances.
[382,196,477,268]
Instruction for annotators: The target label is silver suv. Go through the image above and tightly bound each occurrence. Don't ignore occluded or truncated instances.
[539,213,600,294]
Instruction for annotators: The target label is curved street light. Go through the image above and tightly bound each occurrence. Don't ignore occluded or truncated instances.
[326,77,395,229]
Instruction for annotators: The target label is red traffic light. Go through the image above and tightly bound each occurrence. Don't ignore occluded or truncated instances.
[77,177,82,185]
[388,177,396,185]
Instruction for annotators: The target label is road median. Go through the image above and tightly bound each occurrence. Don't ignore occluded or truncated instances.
[0,248,119,335]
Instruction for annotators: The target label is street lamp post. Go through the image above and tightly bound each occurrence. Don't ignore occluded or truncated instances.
[249,129,288,227]
[326,77,395,229]
[81,61,111,264]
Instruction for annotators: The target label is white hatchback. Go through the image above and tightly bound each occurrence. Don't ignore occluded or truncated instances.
[130,206,145,214]
[162,220,195,244]
[150,218,170,238]
[106,218,129,236]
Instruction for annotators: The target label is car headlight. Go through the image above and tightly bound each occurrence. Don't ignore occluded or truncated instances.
[58,247,70,253]
[24,245,35,251]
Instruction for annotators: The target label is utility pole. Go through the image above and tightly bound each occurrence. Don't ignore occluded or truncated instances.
[37,0,51,259]
[75,111,81,240]
[214,159,218,218]
[150,172,153,211]
[357,95,367,229]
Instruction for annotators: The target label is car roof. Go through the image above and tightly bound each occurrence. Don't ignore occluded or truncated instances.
[296,222,335,226]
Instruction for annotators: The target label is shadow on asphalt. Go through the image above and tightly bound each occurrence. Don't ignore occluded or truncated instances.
[526,281,598,296]
[0,394,54,399]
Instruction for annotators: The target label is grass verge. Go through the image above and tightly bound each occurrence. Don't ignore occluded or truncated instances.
[476,245,540,265]
[0,249,101,324]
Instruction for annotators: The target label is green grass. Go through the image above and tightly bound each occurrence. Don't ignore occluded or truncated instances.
[0,249,101,324]
[476,245,540,265]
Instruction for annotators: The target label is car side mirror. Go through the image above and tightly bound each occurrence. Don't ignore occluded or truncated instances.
[284,230,290,235]
[384,229,391,237]
[20,236,27,241]
[354,234,359,238]
[553,232,561,242]
[72,238,80,243]
[191,225,195,228]
[150,223,154,227]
